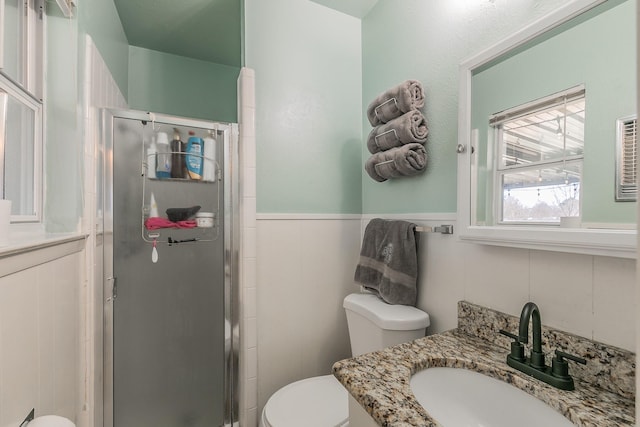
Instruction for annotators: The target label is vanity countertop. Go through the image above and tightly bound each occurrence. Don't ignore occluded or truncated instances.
[332,329,635,427]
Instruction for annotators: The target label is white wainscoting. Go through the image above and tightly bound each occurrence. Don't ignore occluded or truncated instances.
[255,214,636,421]
[0,244,85,427]
[255,216,362,418]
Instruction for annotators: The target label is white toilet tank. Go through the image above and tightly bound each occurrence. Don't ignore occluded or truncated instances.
[344,293,430,356]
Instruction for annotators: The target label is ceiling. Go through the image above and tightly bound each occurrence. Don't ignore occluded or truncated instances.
[309,0,379,19]
[112,0,377,67]
[113,0,242,67]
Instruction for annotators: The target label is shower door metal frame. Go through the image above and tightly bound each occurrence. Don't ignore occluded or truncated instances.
[101,108,240,427]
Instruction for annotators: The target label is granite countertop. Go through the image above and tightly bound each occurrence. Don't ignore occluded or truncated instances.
[332,329,635,427]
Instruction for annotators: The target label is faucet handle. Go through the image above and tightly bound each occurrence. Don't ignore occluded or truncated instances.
[499,329,525,362]
[552,350,587,379]
[499,329,519,341]
[555,350,587,365]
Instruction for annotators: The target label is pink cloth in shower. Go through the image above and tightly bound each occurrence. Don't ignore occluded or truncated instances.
[144,217,197,230]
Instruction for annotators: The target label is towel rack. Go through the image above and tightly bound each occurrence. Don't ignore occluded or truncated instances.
[19,409,34,427]
[415,224,453,234]
[374,97,399,121]
[373,129,400,150]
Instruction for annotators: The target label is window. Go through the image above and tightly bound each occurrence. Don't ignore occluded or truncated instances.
[0,0,44,221]
[490,86,585,225]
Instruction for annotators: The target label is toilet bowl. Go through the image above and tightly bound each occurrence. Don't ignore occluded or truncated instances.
[260,375,348,427]
[259,293,430,427]
[27,415,75,427]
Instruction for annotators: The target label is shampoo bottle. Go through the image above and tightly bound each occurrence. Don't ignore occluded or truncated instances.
[149,192,159,217]
[186,131,204,180]
[170,129,186,179]
[203,130,216,182]
[155,132,171,179]
[147,136,157,179]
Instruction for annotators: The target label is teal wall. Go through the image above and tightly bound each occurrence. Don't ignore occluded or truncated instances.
[471,0,636,225]
[45,0,129,232]
[361,0,567,214]
[79,0,130,97]
[128,46,240,123]
[45,7,82,232]
[245,0,363,214]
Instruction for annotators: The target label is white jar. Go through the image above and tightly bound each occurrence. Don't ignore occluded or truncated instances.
[196,212,215,228]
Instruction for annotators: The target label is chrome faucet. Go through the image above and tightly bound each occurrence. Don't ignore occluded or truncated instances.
[500,302,586,391]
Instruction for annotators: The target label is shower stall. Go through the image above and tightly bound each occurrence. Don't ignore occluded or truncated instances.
[101,109,239,427]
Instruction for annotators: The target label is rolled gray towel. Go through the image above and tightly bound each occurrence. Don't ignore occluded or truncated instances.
[366,80,425,126]
[367,110,429,154]
[365,143,427,182]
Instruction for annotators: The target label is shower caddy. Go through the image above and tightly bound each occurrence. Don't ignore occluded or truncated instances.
[140,128,222,245]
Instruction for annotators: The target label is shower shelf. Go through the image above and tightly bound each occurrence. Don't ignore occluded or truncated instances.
[143,151,220,181]
[140,152,221,245]
[147,177,217,183]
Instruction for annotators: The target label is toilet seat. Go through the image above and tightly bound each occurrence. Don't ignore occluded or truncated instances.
[261,374,349,427]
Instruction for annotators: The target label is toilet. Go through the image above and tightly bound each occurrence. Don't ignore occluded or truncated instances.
[27,415,75,427]
[260,292,430,427]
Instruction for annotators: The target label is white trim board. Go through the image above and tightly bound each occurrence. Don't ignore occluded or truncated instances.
[256,213,457,221]
[257,213,362,220]
[0,234,86,278]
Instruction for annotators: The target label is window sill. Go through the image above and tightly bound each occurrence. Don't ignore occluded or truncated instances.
[458,225,636,259]
[0,229,87,278]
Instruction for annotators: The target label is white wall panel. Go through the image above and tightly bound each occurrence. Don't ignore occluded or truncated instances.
[0,250,83,427]
[256,218,361,416]
[530,251,595,339]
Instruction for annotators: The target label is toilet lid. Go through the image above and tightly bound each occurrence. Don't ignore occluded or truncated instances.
[263,375,349,427]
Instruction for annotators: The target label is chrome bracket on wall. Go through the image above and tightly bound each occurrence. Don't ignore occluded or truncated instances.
[415,225,453,234]
[19,409,34,427]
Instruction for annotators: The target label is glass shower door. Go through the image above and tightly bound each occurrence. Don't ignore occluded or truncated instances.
[104,110,236,427]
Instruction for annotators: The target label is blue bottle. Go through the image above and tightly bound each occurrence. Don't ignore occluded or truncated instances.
[185,132,204,180]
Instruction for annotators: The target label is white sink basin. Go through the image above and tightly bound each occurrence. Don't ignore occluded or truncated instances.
[410,367,573,427]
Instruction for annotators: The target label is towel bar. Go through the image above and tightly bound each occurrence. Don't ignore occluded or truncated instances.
[415,225,453,234]
[19,409,34,427]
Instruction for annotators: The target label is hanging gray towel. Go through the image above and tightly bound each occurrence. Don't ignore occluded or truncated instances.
[354,218,419,306]
[364,143,427,182]
[366,80,425,126]
[367,110,429,154]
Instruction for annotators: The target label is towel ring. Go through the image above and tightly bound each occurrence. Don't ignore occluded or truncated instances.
[374,98,399,121]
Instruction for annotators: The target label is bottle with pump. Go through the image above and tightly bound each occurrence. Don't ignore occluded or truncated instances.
[203,130,216,182]
[170,129,186,179]
[155,132,171,179]
[186,131,204,180]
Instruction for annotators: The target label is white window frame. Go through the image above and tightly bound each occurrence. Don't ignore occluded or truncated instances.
[456,0,636,259]
[0,0,45,223]
[491,87,585,226]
